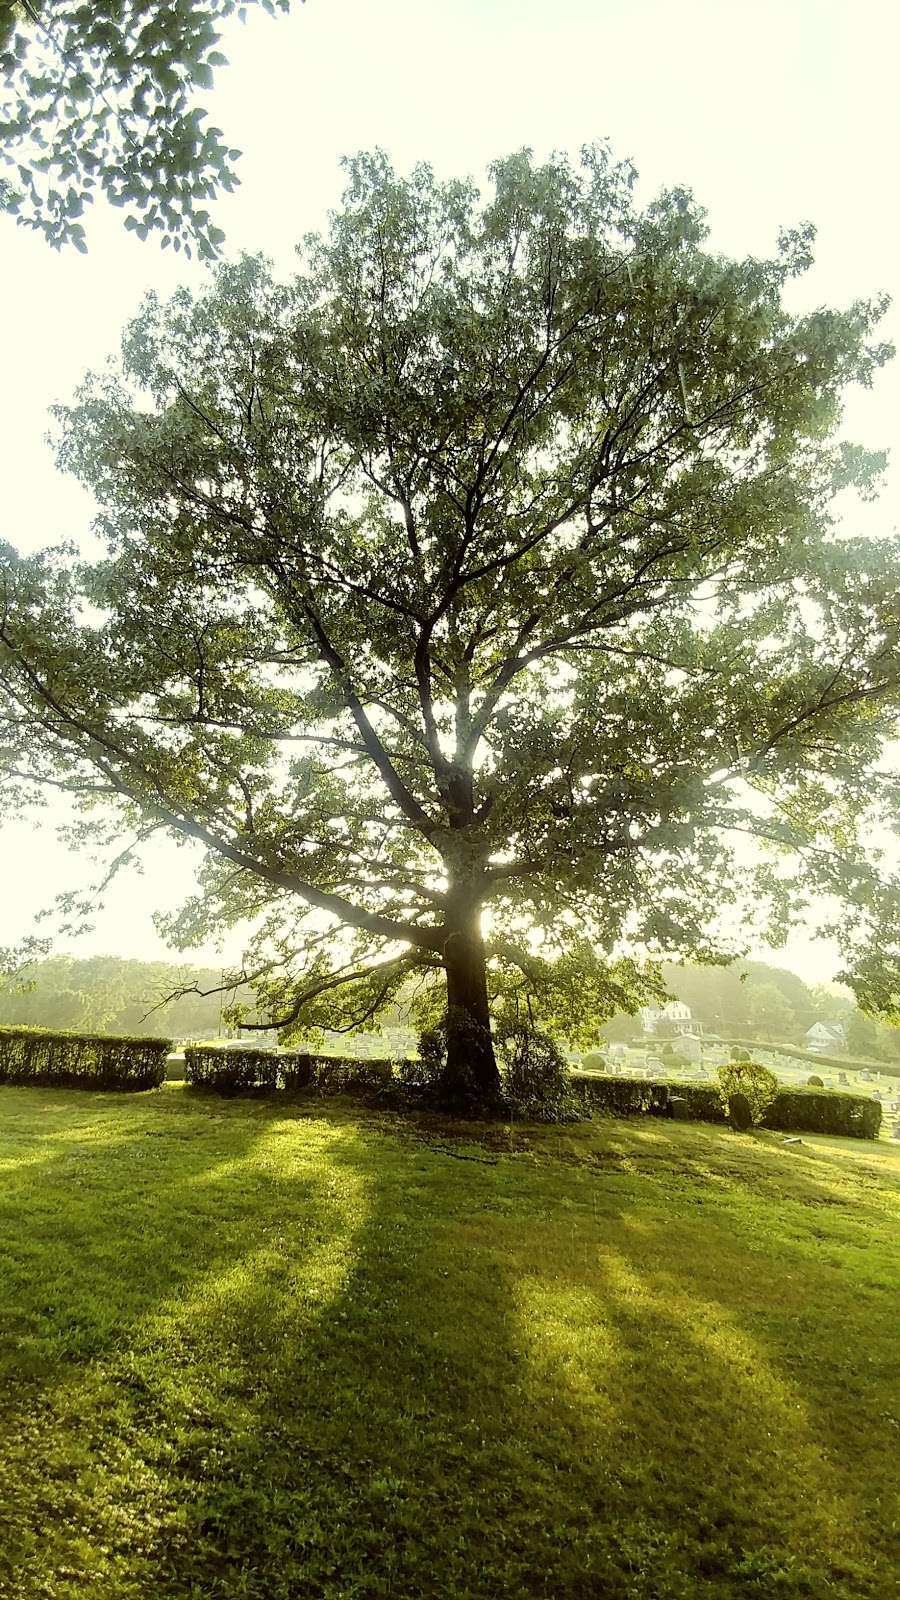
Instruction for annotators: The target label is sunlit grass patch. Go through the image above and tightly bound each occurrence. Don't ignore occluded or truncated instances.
[0,1085,897,1598]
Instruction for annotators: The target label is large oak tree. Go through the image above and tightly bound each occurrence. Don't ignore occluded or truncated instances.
[2,147,899,1108]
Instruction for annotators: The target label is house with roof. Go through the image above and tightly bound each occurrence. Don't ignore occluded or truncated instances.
[639,1000,701,1038]
[804,1021,846,1054]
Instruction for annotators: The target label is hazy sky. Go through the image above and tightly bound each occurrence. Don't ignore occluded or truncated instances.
[2,0,898,982]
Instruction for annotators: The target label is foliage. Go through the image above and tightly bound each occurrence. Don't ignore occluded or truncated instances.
[570,1071,676,1118]
[395,1054,431,1092]
[307,1056,394,1095]
[489,942,665,1049]
[601,957,900,1057]
[844,1008,881,1057]
[412,1006,499,1112]
[184,1041,280,1093]
[2,147,900,1112]
[717,1059,779,1125]
[807,1073,824,1087]
[744,980,797,1041]
[496,1021,580,1122]
[762,1086,882,1139]
[656,959,846,1042]
[183,1043,395,1096]
[569,1069,880,1138]
[0,1022,168,1087]
[664,1082,728,1122]
[839,944,900,1026]
[400,1019,446,1095]
[0,951,258,1036]
[278,1051,312,1090]
[596,1011,643,1045]
[730,1045,751,1061]
[0,0,291,255]
[580,1049,608,1071]
[840,1002,900,1063]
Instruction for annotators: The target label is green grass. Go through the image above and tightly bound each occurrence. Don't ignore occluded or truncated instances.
[0,1087,898,1599]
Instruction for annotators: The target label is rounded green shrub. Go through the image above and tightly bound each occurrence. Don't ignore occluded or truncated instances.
[414,1017,448,1090]
[717,1058,779,1125]
[498,1023,579,1122]
[807,1073,824,1088]
[581,1050,607,1072]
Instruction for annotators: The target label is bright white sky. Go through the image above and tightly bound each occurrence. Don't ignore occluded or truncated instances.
[2,0,898,984]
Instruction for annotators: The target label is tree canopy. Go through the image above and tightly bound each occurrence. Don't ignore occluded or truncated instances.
[0,0,291,255]
[1,146,898,1108]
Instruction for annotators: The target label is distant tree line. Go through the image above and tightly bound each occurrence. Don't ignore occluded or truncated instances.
[600,959,900,1062]
[0,953,252,1039]
[3,951,899,1063]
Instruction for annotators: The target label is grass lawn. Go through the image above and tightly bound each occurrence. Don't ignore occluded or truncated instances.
[0,1087,897,1599]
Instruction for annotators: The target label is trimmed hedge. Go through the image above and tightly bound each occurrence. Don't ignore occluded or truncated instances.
[308,1057,395,1094]
[568,1071,880,1138]
[183,1046,397,1097]
[762,1086,882,1140]
[184,1046,281,1095]
[0,1025,170,1090]
[665,1083,729,1122]
[571,1073,725,1122]
[571,1074,672,1117]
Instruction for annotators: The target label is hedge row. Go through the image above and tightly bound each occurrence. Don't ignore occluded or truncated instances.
[720,1036,900,1080]
[183,1045,396,1097]
[0,1025,170,1090]
[762,1086,882,1138]
[571,1074,725,1122]
[569,1072,881,1139]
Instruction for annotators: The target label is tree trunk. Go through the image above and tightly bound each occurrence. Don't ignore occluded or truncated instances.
[440,898,502,1114]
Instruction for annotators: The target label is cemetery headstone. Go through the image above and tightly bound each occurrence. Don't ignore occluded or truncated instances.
[728,1092,754,1132]
[673,1033,702,1064]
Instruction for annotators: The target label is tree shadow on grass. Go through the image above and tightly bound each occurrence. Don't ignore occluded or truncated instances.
[519,1113,900,1214]
[0,1088,896,1599]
